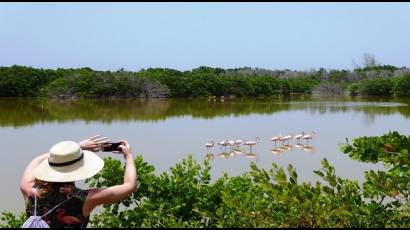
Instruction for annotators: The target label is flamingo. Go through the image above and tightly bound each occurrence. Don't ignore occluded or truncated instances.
[218,140,230,152]
[271,134,282,146]
[294,131,305,143]
[205,140,214,151]
[302,131,316,145]
[56,209,82,225]
[234,139,243,150]
[243,137,260,153]
[281,134,293,144]
[227,140,235,151]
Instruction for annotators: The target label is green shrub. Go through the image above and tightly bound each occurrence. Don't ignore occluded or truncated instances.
[357,78,394,95]
[394,74,410,96]
[348,83,360,95]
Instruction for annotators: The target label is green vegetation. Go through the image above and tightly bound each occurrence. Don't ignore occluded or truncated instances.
[1,64,409,98]
[2,131,410,227]
[394,74,410,96]
[357,78,395,96]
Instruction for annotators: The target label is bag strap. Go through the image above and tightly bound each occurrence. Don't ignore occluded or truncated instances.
[33,188,37,217]
[32,187,79,218]
[40,193,77,218]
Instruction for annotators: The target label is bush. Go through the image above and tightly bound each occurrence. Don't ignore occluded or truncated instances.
[394,74,410,96]
[357,78,394,95]
[348,83,360,95]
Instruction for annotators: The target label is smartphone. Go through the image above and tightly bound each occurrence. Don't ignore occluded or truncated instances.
[103,142,122,152]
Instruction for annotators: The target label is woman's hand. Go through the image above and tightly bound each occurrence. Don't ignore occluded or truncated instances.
[78,135,111,152]
[117,140,133,157]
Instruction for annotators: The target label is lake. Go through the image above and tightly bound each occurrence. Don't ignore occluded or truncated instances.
[1,95,410,214]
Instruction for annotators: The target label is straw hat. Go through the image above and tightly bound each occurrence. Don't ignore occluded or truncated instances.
[33,141,104,182]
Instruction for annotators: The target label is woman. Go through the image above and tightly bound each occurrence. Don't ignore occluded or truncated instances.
[20,135,137,228]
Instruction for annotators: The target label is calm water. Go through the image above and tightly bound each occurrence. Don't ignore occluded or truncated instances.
[1,95,410,214]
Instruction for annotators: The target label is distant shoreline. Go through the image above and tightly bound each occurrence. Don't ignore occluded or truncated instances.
[1,65,410,99]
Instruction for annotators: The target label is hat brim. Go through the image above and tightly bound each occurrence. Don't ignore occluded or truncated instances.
[33,150,104,182]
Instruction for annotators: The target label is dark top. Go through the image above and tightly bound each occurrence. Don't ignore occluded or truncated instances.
[25,184,90,228]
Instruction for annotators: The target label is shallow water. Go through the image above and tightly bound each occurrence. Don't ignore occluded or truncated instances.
[1,95,410,214]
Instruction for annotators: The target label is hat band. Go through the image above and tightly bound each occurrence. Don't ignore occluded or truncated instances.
[48,152,84,167]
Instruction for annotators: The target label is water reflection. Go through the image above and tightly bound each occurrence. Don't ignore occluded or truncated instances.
[0,96,409,127]
[205,138,261,161]
[204,136,316,161]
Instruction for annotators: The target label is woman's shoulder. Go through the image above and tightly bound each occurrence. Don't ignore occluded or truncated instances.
[72,186,89,201]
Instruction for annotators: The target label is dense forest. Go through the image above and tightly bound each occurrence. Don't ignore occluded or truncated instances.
[1,63,410,98]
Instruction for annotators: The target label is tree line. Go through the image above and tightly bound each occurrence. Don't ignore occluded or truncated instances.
[0,64,410,98]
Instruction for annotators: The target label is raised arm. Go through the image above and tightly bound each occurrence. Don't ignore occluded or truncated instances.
[20,153,49,201]
[83,140,137,216]
[20,135,111,201]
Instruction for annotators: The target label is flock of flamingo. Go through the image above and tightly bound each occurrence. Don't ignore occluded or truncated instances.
[204,131,316,160]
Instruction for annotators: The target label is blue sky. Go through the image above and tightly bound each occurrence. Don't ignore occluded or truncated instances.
[0,3,409,71]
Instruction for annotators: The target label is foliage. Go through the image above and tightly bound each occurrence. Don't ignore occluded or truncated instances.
[355,65,399,75]
[2,131,410,227]
[287,76,320,94]
[340,131,410,213]
[2,65,410,98]
[0,212,26,228]
[348,83,360,95]
[0,65,58,97]
[394,73,410,96]
[82,142,409,228]
[356,78,395,96]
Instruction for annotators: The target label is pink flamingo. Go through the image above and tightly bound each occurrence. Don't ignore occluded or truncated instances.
[205,140,214,151]
[281,134,293,144]
[218,140,230,152]
[302,131,316,145]
[271,134,282,146]
[243,137,260,153]
[234,139,243,150]
[294,131,305,143]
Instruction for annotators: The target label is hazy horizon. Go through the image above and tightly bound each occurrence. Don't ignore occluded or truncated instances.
[1,3,409,71]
